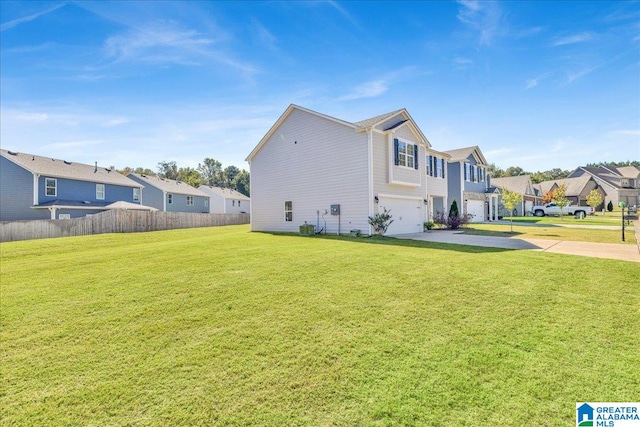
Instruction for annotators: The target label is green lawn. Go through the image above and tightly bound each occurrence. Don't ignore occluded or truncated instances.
[462,223,636,244]
[505,215,632,227]
[2,225,639,426]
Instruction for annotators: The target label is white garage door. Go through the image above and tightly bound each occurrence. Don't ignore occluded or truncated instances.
[378,197,423,235]
[524,200,533,215]
[466,200,485,223]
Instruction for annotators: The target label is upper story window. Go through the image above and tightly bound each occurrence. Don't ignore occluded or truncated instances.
[465,163,471,181]
[45,178,57,197]
[232,200,235,207]
[394,139,418,169]
[96,184,105,200]
[133,188,140,202]
[238,200,241,207]
[426,156,445,178]
[167,194,173,204]
[472,165,479,183]
[284,201,293,222]
[204,198,208,207]
[186,196,194,206]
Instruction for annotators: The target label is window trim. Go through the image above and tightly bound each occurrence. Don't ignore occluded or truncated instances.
[96,183,105,200]
[284,201,293,222]
[186,195,194,206]
[45,178,57,197]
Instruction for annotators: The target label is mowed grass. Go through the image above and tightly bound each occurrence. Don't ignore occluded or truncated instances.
[1,225,639,426]
[462,223,636,244]
[506,214,632,226]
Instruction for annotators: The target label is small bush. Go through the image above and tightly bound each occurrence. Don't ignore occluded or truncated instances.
[607,201,614,212]
[424,221,435,231]
[449,199,459,218]
[368,207,394,236]
[433,211,471,230]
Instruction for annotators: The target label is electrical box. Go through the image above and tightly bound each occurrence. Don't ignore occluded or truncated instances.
[330,204,340,215]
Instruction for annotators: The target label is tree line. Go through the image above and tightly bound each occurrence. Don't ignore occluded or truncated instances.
[115,158,250,196]
[487,160,639,184]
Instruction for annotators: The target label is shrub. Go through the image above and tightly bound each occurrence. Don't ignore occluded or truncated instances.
[423,221,435,231]
[449,199,459,218]
[607,201,614,212]
[433,210,471,230]
[368,207,394,236]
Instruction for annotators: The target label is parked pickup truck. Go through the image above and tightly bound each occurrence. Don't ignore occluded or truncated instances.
[531,203,593,218]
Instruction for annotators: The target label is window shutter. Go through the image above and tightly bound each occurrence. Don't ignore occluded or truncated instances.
[414,145,418,169]
[427,155,432,176]
[394,139,399,166]
[464,164,468,180]
[442,159,445,179]
[431,156,435,177]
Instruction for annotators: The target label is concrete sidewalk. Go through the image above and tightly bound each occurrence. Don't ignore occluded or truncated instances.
[392,227,640,263]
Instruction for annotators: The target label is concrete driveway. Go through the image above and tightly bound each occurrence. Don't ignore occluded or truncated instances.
[392,226,640,263]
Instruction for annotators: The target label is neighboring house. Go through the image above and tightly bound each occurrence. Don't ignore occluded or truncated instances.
[1,149,145,221]
[127,173,210,213]
[245,104,450,235]
[534,175,604,208]
[199,186,250,214]
[442,146,497,222]
[491,175,542,216]
[568,165,640,208]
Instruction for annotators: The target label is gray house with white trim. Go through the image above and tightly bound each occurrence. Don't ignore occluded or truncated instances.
[245,104,449,235]
[127,173,210,213]
[1,149,145,221]
[443,146,497,222]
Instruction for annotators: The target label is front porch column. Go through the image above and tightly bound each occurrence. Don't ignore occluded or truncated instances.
[488,197,493,221]
[48,207,57,220]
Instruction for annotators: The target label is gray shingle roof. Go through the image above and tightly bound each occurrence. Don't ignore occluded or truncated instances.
[1,149,142,188]
[442,146,487,164]
[353,109,405,128]
[490,175,534,195]
[199,186,250,201]
[534,175,592,197]
[127,173,208,197]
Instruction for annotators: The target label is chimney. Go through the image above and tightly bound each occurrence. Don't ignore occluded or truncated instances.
[94,162,97,173]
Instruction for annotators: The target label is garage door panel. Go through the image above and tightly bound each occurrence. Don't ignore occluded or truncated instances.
[379,197,423,235]
[466,200,484,223]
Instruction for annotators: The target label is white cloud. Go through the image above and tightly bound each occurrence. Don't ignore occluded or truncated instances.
[339,80,388,101]
[456,0,503,46]
[0,3,66,32]
[552,32,594,46]
[453,57,473,69]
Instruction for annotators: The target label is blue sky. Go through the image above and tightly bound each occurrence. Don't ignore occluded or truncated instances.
[1,1,639,173]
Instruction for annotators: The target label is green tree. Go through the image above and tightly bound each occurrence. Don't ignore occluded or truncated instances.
[552,183,570,219]
[223,165,241,188]
[197,158,223,186]
[449,199,459,219]
[486,163,506,178]
[157,161,178,180]
[501,187,523,232]
[177,167,202,188]
[232,169,250,196]
[586,189,604,214]
[505,166,526,177]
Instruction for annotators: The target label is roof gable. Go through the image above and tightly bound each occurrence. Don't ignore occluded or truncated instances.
[443,146,488,165]
[246,104,356,162]
[490,175,535,195]
[1,149,142,188]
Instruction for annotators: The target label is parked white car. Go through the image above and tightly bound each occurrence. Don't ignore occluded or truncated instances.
[531,203,593,218]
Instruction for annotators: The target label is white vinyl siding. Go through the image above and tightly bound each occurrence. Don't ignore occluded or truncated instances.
[372,132,424,198]
[250,108,369,233]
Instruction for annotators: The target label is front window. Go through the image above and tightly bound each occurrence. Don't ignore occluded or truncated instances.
[436,158,443,178]
[167,194,173,204]
[232,200,235,207]
[133,188,140,202]
[238,200,241,207]
[398,141,415,168]
[465,163,471,181]
[96,184,105,200]
[472,165,478,183]
[45,178,57,196]
[186,196,194,206]
[284,201,293,222]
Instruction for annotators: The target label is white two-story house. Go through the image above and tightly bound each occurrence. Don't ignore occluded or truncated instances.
[245,104,449,235]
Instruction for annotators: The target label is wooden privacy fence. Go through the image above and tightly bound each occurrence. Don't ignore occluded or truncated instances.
[0,210,250,242]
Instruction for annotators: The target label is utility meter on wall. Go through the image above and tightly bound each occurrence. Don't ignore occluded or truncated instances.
[330,204,340,215]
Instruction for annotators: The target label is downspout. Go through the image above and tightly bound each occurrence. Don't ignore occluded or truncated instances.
[33,174,39,205]
[368,129,374,235]
[248,160,253,231]
[460,161,464,212]
[162,190,167,212]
